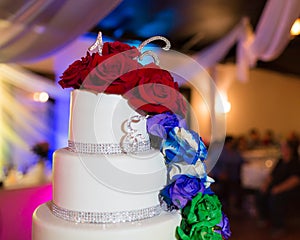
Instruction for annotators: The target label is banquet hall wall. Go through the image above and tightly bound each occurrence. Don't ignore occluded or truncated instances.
[226,68,300,139]
[190,65,300,142]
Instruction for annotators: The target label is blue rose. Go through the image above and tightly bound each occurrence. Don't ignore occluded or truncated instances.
[161,127,207,165]
[214,212,231,239]
[147,112,187,139]
[160,175,205,209]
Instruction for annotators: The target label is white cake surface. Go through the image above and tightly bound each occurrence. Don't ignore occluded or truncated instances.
[32,203,181,240]
[53,148,166,212]
[69,89,148,144]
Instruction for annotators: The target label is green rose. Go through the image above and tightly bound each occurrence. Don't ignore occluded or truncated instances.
[176,193,223,240]
[177,224,222,240]
[183,193,222,226]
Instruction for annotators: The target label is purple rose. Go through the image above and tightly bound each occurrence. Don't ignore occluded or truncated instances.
[147,112,187,139]
[160,175,205,209]
[215,212,231,239]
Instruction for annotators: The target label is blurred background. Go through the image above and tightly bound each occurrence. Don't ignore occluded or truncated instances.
[0,0,299,239]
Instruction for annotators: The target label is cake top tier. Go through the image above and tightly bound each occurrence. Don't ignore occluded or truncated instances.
[59,33,187,154]
[68,89,150,154]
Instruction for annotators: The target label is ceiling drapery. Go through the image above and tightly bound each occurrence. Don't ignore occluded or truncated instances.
[237,0,300,82]
[0,0,298,80]
[0,0,122,63]
[191,0,300,82]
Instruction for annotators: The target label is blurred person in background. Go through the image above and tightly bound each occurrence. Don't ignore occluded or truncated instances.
[256,141,300,237]
[262,129,278,147]
[210,135,245,213]
[236,134,248,152]
[247,128,262,149]
[286,131,299,159]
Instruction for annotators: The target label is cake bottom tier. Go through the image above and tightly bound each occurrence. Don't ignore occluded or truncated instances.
[32,203,181,240]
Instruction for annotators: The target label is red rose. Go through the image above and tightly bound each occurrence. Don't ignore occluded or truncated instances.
[58,41,141,91]
[83,51,143,94]
[102,41,139,57]
[58,52,99,89]
[124,66,187,116]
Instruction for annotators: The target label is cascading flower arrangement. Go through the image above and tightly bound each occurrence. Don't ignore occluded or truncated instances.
[59,32,231,240]
[147,113,231,240]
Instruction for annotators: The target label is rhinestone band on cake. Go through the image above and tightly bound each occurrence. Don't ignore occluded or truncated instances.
[68,140,151,154]
[50,201,162,224]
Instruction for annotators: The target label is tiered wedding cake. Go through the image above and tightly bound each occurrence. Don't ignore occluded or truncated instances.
[32,90,181,240]
[32,33,231,240]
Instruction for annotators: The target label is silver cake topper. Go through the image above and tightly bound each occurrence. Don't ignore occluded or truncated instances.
[88,32,104,54]
[88,32,171,65]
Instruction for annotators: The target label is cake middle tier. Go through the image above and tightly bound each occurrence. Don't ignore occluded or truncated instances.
[53,148,167,213]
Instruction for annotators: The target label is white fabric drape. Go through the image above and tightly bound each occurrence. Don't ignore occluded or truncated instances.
[192,0,300,82]
[249,0,300,61]
[0,0,122,62]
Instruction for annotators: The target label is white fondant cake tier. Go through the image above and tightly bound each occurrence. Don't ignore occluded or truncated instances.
[69,90,148,145]
[33,203,181,240]
[32,89,176,239]
[53,148,166,212]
